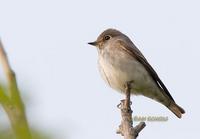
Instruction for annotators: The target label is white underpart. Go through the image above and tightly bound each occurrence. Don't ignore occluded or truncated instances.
[98,42,167,104]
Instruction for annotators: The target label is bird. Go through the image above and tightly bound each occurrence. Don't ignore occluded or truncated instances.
[88,28,185,118]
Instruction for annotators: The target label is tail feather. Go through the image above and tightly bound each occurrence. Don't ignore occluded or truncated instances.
[168,102,185,118]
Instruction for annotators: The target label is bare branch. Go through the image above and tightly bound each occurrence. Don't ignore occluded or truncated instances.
[117,81,146,139]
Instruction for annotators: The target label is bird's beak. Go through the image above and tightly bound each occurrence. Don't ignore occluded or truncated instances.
[88,41,98,46]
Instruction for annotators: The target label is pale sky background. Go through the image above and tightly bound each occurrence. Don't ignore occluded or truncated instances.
[0,0,199,139]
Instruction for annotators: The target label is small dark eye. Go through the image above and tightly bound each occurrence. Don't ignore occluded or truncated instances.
[104,35,111,40]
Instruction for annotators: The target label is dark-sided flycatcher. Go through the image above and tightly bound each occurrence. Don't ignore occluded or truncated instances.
[88,29,185,118]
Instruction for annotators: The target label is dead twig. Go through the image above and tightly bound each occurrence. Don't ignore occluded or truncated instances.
[117,81,146,139]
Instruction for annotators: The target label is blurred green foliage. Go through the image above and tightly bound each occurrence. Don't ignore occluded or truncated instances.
[0,84,54,139]
[0,127,53,139]
[0,44,55,139]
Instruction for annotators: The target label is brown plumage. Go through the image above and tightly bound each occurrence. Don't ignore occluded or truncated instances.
[89,28,185,118]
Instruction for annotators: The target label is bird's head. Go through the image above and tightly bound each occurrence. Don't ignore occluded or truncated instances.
[88,28,123,49]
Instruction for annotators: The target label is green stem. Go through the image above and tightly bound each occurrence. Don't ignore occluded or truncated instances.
[0,41,32,139]
[3,104,32,139]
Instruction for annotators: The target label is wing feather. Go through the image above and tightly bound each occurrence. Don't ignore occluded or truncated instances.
[117,40,175,101]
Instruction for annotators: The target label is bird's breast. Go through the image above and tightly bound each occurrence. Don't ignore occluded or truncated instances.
[98,47,153,94]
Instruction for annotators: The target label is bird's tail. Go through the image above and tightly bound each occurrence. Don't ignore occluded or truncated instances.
[167,102,185,118]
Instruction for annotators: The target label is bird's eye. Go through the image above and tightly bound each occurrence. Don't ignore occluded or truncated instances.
[104,35,111,40]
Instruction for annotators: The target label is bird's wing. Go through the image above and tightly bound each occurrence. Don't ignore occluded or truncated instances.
[117,39,175,102]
